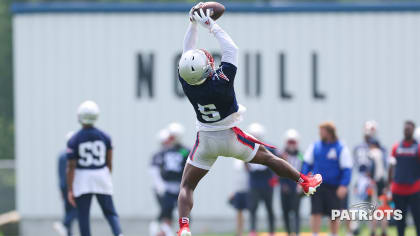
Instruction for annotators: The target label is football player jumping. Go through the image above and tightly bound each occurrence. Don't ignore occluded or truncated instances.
[176,4,323,236]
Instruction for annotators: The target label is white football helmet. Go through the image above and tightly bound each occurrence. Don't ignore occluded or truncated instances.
[168,122,185,142]
[77,100,100,125]
[364,120,378,137]
[156,128,170,144]
[247,123,266,140]
[284,129,299,142]
[178,49,215,85]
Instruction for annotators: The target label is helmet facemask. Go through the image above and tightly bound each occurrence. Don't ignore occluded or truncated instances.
[200,49,215,80]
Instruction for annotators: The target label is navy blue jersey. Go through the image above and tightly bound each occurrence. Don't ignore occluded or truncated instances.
[179,62,238,123]
[67,127,112,170]
[151,144,189,182]
[391,140,420,185]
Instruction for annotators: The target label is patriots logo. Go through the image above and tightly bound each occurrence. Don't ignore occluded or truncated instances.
[351,202,376,218]
[327,149,337,160]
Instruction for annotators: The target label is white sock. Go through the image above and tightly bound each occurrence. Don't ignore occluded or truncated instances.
[149,221,160,236]
[161,223,174,236]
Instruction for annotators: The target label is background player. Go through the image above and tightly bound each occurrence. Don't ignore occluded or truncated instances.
[389,121,420,236]
[353,121,387,235]
[150,123,190,236]
[228,159,248,236]
[66,100,123,236]
[279,129,303,236]
[302,122,352,236]
[246,123,276,236]
[54,131,77,236]
[176,4,322,236]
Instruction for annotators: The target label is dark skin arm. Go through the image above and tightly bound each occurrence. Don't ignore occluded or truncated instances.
[278,151,288,160]
[106,149,113,173]
[388,145,397,187]
[388,164,394,186]
[67,159,77,207]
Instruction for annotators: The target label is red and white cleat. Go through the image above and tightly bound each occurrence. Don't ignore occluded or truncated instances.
[299,173,322,196]
[177,226,191,236]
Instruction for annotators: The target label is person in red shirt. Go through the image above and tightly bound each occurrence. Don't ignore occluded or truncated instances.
[388,121,420,236]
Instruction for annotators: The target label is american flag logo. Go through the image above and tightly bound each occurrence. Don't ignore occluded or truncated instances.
[217,69,229,82]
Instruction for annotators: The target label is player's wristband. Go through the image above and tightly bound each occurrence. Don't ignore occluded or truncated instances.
[210,22,221,34]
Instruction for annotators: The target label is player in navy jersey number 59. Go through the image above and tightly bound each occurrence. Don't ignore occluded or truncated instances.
[66,101,123,236]
[176,3,323,236]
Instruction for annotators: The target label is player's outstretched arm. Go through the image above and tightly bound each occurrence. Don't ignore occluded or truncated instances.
[183,23,198,53]
[193,9,239,66]
[182,3,202,53]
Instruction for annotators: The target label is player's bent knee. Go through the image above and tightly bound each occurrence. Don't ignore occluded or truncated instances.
[180,179,196,191]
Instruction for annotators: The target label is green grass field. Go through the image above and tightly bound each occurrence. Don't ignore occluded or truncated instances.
[198,226,417,236]
[0,225,416,236]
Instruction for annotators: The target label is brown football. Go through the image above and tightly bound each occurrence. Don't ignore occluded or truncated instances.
[194,2,225,21]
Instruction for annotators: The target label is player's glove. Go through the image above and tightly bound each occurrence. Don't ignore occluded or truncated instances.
[193,8,216,32]
[189,2,204,23]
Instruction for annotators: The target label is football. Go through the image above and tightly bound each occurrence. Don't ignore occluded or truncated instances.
[194,2,225,21]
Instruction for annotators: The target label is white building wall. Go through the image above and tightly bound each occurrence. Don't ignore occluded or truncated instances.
[13,10,420,219]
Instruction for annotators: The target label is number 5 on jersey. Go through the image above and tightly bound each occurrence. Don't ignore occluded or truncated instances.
[198,103,221,122]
